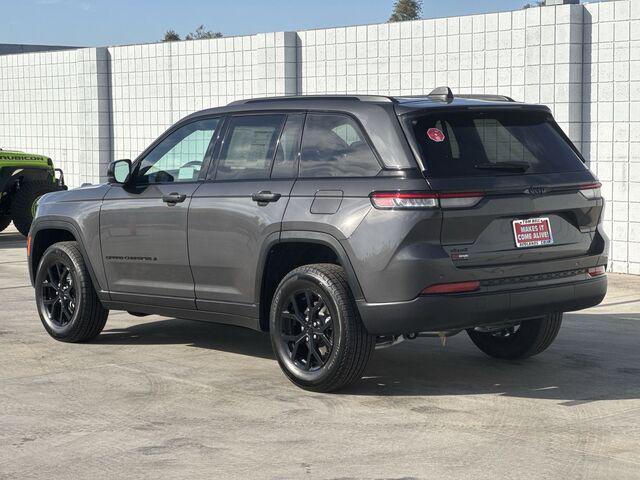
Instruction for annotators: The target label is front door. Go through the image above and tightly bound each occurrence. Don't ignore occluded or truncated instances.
[189,113,304,316]
[100,117,221,307]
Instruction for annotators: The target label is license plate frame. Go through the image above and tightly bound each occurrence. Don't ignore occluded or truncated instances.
[512,217,554,248]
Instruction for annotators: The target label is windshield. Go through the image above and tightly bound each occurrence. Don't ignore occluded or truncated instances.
[407,110,587,178]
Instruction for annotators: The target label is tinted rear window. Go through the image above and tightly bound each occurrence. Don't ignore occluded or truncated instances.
[300,114,381,178]
[408,110,587,178]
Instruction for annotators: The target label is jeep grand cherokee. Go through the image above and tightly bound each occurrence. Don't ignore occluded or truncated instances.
[29,88,608,391]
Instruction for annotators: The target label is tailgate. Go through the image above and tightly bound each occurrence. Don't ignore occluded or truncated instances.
[401,106,604,269]
[430,174,604,268]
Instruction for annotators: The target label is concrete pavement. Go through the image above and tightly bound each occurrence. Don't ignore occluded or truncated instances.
[1,225,639,479]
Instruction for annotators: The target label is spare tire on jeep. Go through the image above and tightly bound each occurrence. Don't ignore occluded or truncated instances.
[0,149,66,236]
[11,180,63,236]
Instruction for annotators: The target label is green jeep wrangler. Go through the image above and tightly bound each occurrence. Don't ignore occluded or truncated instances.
[0,149,66,236]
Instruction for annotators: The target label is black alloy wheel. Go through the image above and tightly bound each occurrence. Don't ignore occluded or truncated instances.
[278,289,334,372]
[270,264,374,392]
[40,261,77,327]
[35,241,109,342]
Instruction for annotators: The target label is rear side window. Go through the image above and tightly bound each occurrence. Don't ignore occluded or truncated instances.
[408,110,587,178]
[300,114,381,178]
[216,114,285,180]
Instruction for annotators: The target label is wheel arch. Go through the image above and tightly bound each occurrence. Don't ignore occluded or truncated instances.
[255,231,364,332]
[29,220,105,299]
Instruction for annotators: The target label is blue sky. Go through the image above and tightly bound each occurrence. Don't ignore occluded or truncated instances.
[2,0,540,47]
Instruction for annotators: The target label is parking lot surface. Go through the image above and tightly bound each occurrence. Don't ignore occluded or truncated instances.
[1,225,639,480]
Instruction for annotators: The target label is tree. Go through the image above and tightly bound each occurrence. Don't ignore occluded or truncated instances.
[185,25,223,40]
[162,30,181,42]
[388,0,422,22]
[523,1,546,8]
[161,25,223,42]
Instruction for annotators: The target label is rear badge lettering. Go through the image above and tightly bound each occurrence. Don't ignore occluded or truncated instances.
[525,187,548,196]
[450,248,470,261]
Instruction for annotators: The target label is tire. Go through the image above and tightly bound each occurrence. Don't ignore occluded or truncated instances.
[11,180,62,236]
[466,313,563,360]
[0,215,11,232]
[35,241,109,342]
[270,264,374,392]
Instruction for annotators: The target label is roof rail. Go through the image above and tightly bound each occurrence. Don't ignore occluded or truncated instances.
[424,87,515,103]
[456,94,516,102]
[227,95,395,106]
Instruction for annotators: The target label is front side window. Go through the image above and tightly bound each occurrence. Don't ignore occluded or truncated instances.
[215,114,285,181]
[300,114,381,178]
[136,118,220,184]
[408,110,587,178]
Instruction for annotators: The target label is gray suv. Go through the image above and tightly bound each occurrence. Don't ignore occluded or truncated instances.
[29,88,608,392]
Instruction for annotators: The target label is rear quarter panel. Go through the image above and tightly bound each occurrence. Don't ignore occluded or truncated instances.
[282,175,439,303]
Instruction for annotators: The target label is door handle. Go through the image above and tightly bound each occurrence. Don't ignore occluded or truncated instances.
[162,192,187,205]
[251,191,282,204]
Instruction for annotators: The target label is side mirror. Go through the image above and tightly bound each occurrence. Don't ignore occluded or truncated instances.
[107,159,132,184]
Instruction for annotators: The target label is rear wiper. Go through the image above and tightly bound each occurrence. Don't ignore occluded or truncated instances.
[474,161,530,172]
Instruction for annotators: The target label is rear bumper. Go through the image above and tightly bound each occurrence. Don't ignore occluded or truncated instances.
[356,275,607,335]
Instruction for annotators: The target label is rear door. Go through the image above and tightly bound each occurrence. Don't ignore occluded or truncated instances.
[404,108,604,268]
[188,113,304,316]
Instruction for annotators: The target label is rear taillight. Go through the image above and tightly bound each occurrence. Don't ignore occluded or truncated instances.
[422,281,480,294]
[588,265,606,277]
[370,191,483,210]
[370,192,438,209]
[579,182,602,200]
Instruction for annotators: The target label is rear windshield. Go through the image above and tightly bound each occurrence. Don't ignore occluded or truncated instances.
[407,110,587,178]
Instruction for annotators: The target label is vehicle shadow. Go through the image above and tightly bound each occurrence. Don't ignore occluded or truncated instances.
[98,317,275,360]
[349,312,640,404]
[0,230,26,249]
[96,312,640,404]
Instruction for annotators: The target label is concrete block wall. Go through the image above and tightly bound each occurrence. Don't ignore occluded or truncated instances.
[298,4,585,144]
[107,32,297,163]
[582,0,640,273]
[0,0,638,273]
[0,48,110,187]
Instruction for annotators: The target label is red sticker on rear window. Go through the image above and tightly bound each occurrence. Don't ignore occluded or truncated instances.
[427,128,445,142]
